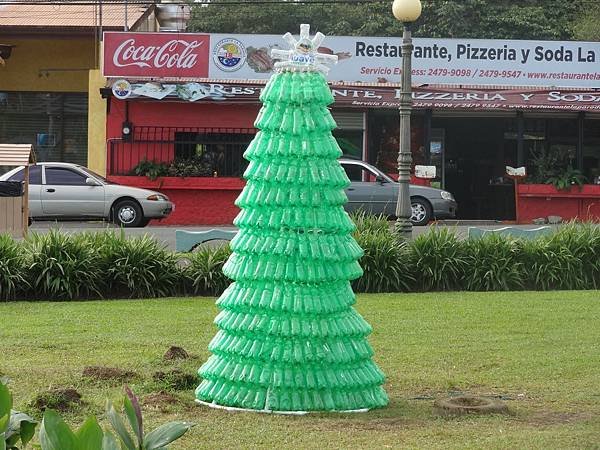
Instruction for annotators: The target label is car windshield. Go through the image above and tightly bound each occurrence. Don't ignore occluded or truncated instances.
[78,166,117,184]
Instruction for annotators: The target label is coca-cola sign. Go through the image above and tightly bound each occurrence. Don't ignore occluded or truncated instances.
[103,32,210,78]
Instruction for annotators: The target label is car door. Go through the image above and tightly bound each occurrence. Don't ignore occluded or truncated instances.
[6,165,43,217]
[41,166,105,217]
[342,163,396,215]
[342,163,382,214]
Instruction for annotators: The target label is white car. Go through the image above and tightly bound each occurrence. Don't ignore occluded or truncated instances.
[0,162,173,227]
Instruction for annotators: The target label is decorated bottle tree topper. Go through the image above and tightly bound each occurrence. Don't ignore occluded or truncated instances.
[196,25,388,413]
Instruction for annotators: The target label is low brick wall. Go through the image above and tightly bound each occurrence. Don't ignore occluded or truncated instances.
[107,176,244,225]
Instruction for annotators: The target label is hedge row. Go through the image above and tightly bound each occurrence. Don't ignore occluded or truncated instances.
[353,215,600,293]
[0,230,229,301]
[1,219,599,301]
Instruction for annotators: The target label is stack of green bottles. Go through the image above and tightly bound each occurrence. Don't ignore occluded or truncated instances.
[196,70,389,412]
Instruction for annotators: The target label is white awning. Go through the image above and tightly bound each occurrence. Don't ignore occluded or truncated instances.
[0,144,35,166]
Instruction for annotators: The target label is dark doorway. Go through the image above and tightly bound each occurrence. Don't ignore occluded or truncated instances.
[432,117,517,220]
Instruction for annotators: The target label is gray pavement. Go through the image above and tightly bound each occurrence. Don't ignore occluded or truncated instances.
[28,219,562,250]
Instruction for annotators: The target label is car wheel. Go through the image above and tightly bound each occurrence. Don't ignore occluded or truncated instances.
[113,200,143,228]
[411,198,432,226]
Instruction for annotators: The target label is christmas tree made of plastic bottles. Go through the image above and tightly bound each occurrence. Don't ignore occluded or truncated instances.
[196,24,388,413]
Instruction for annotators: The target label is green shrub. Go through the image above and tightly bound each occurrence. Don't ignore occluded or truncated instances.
[353,230,414,293]
[518,232,586,290]
[185,245,231,296]
[97,234,182,298]
[0,234,29,301]
[410,228,468,292]
[548,222,600,289]
[350,210,390,235]
[26,230,103,300]
[463,234,524,291]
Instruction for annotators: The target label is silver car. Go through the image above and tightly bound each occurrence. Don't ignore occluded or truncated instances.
[0,162,173,227]
[340,159,457,225]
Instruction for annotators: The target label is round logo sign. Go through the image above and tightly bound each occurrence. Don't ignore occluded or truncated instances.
[112,79,132,100]
[213,38,246,72]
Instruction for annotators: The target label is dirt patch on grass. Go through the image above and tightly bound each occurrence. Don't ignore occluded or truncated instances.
[32,388,82,412]
[340,417,424,431]
[303,414,426,432]
[153,369,198,390]
[163,346,190,360]
[143,391,181,411]
[524,411,594,426]
[82,366,136,382]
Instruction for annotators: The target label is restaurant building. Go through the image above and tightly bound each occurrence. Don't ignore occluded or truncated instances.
[99,31,600,224]
[0,3,158,176]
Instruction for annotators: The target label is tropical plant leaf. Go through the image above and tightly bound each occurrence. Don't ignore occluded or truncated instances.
[143,422,193,450]
[102,431,121,450]
[0,384,11,440]
[6,411,37,447]
[123,386,143,446]
[75,416,104,450]
[39,409,78,450]
[106,401,136,450]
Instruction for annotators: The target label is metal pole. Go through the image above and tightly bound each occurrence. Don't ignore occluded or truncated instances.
[124,0,129,31]
[99,0,103,41]
[394,23,414,237]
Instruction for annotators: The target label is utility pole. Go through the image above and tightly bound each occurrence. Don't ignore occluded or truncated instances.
[99,0,103,41]
[124,0,129,31]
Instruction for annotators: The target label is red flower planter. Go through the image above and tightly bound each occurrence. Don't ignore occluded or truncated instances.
[517,184,600,224]
[107,176,246,225]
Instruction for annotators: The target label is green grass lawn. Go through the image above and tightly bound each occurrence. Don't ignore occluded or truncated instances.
[2,291,600,449]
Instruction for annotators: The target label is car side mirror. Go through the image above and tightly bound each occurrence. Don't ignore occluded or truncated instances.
[375,175,386,184]
[85,177,100,186]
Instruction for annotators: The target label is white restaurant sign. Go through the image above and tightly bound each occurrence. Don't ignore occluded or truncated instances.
[206,34,600,88]
[103,32,600,88]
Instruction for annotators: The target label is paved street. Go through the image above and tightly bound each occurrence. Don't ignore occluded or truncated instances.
[28,220,563,251]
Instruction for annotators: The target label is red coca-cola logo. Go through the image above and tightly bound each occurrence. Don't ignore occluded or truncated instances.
[103,32,210,78]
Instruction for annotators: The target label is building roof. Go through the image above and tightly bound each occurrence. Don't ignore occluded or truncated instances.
[0,2,152,31]
[0,144,34,166]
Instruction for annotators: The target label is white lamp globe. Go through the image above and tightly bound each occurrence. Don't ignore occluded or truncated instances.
[392,0,422,22]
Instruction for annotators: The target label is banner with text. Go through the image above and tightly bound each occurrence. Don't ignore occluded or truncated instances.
[110,79,600,112]
[207,34,600,88]
[103,32,600,88]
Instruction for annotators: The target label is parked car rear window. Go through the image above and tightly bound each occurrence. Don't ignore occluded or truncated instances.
[8,166,42,185]
[45,167,87,186]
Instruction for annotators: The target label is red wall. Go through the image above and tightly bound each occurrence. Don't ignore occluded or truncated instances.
[151,188,240,225]
[107,99,260,139]
[517,184,600,224]
[107,176,244,225]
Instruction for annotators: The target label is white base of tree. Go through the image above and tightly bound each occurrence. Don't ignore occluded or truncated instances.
[195,399,370,414]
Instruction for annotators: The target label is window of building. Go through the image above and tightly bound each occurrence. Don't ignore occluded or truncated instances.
[174,131,254,177]
[331,111,365,160]
[0,92,88,166]
[369,111,424,176]
[584,119,600,183]
[333,129,363,159]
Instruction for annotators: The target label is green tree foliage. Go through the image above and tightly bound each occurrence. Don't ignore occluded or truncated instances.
[573,4,600,41]
[189,0,587,40]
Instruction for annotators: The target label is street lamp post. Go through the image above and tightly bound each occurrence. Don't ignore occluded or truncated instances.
[392,0,422,238]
